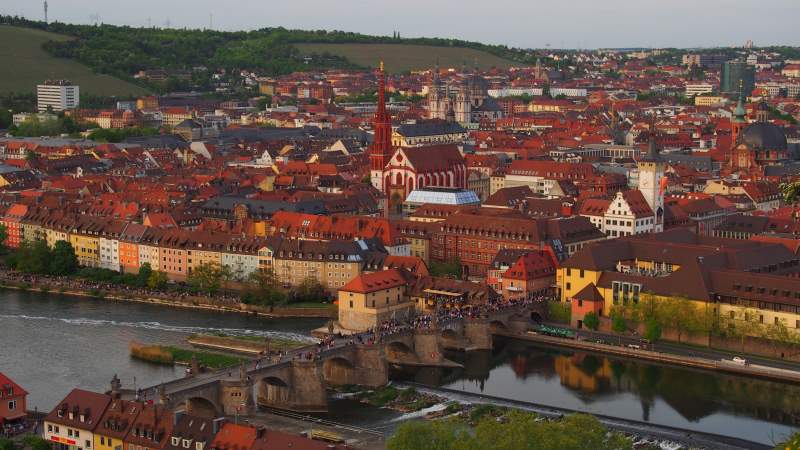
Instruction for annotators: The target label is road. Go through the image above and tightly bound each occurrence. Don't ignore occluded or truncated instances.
[567,326,800,372]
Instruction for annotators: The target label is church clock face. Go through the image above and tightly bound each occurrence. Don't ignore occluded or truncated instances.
[640,176,651,189]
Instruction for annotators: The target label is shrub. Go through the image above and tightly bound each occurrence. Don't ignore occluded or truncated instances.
[547,300,571,324]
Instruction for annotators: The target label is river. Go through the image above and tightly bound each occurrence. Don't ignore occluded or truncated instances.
[1,290,798,445]
[0,290,324,410]
[392,337,800,446]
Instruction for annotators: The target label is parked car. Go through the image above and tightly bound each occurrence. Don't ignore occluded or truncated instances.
[732,356,748,365]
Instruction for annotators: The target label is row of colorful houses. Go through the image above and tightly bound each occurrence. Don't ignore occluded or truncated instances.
[44,388,347,450]
[0,205,392,289]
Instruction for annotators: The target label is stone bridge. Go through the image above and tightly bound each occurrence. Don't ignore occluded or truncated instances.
[143,304,542,416]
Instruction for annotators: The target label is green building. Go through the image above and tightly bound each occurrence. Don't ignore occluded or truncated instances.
[720,60,755,96]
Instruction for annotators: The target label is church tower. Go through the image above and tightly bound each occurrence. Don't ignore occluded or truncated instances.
[731,80,747,147]
[370,61,393,192]
[428,60,444,119]
[638,132,665,232]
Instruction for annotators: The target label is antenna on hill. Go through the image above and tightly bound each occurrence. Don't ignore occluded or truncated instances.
[43,0,48,24]
[89,13,101,26]
[209,13,213,30]
[164,18,171,29]
[147,16,152,28]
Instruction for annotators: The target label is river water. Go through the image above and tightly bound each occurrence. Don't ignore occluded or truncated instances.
[1,290,798,445]
[0,290,323,410]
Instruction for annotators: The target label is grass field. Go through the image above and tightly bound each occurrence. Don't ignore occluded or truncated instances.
[296,43,519,73]
[0,25,149,96]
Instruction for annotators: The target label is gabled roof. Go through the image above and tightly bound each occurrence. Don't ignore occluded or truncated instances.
[340,268,411,294]
[572,283,604,302]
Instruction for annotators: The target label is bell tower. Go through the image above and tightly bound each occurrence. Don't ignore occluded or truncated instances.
[370,61,393,192]
[638,130,665,232]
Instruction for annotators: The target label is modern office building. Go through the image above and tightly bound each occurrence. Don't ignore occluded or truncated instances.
[37,80,80,112]
[720,61,755,96]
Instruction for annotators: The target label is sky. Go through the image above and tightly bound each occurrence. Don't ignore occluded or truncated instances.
[3,0,800,49]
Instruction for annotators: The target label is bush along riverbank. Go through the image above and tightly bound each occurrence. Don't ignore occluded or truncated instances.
[187,333,309,356]
[0,268,336,319]
[129,341,246,369]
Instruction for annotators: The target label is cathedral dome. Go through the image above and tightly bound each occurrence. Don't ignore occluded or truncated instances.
[738,122,787,150]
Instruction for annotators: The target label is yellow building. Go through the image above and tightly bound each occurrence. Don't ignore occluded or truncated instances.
[694,96,726,107]
[338,269,414,331]
[558,229,800,339]
[70,233,101,268]
[270,240,364,291]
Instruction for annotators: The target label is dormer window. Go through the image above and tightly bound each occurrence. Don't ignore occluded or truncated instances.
[183,439,191,448]
[171,437,180,446]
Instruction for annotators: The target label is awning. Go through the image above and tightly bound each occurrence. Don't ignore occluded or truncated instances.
[424,289,463,297]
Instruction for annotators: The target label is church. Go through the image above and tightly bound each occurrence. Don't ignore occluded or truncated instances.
[427,62,503,125]
[369,62,467,206]
[729,94,789,179]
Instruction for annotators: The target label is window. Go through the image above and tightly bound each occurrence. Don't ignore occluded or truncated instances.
[566,282,571,290]
[47,425,52,433]
[7,400,15,411]
[86,440,91,448]
[100,437,105,446]
[729,311,735,319]
[579,270,584,278]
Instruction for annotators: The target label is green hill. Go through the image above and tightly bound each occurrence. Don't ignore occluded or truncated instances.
[296,43,518,73]
[0,25,149,96]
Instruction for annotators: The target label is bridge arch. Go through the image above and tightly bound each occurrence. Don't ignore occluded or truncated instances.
[322,356,355,386]
[441,328,460,341]
[489,320,508,333]
[185,396,219,419]
[386,341,416,363]
[531,311,543,323]
[257,376,291,408]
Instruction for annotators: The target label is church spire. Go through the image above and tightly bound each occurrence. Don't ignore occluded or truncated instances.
[370,61,392,172]
[733,79,746,123]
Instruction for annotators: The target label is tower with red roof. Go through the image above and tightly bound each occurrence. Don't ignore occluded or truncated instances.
[369,61,393,191]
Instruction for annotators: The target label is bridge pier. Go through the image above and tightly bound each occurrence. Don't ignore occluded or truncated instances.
[464,318,493,350]
[352,344,389,387]
[258,360,328,412]
[413,329,444,364]
[221,378,254,416]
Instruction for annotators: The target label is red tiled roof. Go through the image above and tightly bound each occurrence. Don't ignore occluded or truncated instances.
[340,268,408,294]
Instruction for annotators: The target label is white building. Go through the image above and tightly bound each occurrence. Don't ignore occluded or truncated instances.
[685,83,714,97]
[37,80,79,112]
[98,236,120,271]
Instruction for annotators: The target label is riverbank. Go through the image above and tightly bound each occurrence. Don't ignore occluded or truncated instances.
[187,334,309,356]
[398,383,769,450]
[129,341,247,368]
[500,330,800,384]
[0,270,336,319]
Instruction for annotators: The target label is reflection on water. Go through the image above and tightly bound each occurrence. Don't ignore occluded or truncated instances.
[391,337,800,445]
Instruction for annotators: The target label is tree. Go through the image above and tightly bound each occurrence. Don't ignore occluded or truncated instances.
[50,240,79,276]
[429,258,463,279]
[656,296,697,343]
[387,411,633,450]
[137,263,153,287]
[0,223,8,251]
[547,300,571,324]
[147,270,168,290]
[244,269,287,306]
[582,311,599,331]
[611,309,627,344]
[256,95,272,110]
[188,262,232,294]
[14,239,51,274]
[21,435,51,450]
[293,276,326,303]
[775,431,800,450]
[643,317,662,343]
[0,438,15,450]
